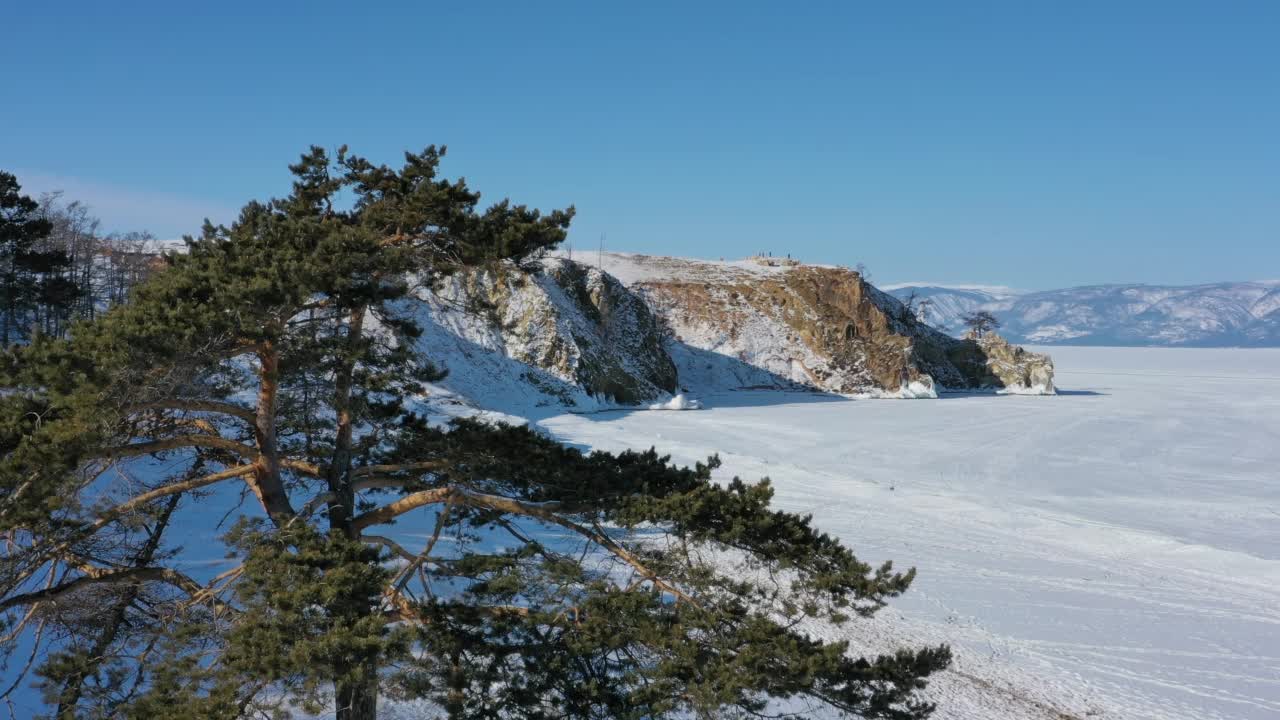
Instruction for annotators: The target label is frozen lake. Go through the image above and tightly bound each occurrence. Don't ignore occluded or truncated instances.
[537,346,1280,719]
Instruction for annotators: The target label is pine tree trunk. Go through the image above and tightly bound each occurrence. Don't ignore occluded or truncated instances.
[446,649,465,718]
[327,308,375,719]
[334,668,378,720]
[249,341,294,522]
[2,276,13,346]
[326,306,367,538]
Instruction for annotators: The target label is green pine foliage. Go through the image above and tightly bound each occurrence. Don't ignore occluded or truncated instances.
[1,171,70,345]
[0,147,949,719]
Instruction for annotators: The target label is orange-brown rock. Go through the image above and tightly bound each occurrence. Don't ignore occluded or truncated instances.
[599,253,1054,395]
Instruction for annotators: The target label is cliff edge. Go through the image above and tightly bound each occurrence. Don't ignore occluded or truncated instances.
[595,252,1055,397]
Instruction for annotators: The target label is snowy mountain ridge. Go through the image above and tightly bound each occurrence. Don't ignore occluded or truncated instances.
[880,282,1025,297]
[889,280,1280,347]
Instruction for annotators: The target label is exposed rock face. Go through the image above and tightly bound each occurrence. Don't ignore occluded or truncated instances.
[595,253,1055,396]
[415,252,1053,409]
[971,332,1056,393]
[418,258,677,407]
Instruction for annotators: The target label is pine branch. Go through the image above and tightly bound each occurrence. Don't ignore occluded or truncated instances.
[351,485,700,608]
[350,461,447,480]
[457,490,701,608]
[351,488,453,531]
[0,566,203,612]
[84,464,256,535]
[127,399,257,424]
[385,495,458,599]
[362,535,416,563]
[281,458,323,477]
[103,435,259,460]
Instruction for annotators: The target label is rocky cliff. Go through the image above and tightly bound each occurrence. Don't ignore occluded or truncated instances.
[413,253,1054,412]
[413,258,677,411]
[595,252,1055,397]
[961,332,1056,393]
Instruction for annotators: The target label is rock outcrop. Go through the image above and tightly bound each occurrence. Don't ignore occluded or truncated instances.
[413,252,1054,411]
[959,332,1056,393]
[416,258,677,409]
[596,253,1055,397]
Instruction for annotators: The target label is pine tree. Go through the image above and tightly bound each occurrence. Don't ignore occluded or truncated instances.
[961,310,1000,338]
[0,171,60,345]
[0,146,949,719]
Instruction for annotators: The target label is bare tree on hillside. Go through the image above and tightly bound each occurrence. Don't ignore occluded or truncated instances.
[898,289,919,325]
[101,230,163,306]
[916,297,932,324]
[30,193,165,336]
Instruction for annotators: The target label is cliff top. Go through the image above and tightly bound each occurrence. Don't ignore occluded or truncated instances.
[553,251,849,287]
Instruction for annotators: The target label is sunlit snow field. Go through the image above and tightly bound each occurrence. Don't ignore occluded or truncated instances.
[533,347,1280,720]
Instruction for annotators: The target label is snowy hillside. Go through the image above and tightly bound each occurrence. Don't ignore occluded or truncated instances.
[887,281,1280,346]
[409,258,678,414]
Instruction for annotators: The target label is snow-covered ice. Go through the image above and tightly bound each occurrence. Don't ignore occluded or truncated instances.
[647,393,702,410]
[528,346,1280,719]
[885,379,940,399]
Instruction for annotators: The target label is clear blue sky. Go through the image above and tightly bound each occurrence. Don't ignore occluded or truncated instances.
[3,1,1277,289]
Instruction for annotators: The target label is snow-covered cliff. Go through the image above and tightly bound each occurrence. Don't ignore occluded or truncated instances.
[413,258,677,412]
[411,253,1054,412]
[595,253,1053,397]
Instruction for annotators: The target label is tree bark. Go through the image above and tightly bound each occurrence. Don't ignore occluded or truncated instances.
[334,662,378,720]
[322,308,383,720]
[2,276,13,346]
[446,648,465,718]
[326,306,366,539]
[251,340,295,522]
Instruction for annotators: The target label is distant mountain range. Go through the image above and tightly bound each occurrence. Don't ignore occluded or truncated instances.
[885,281,1280,347]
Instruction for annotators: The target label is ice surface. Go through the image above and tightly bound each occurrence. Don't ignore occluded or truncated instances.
[530,346,1280,719]
[994,383,1054,395]
[891,379,939,399]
